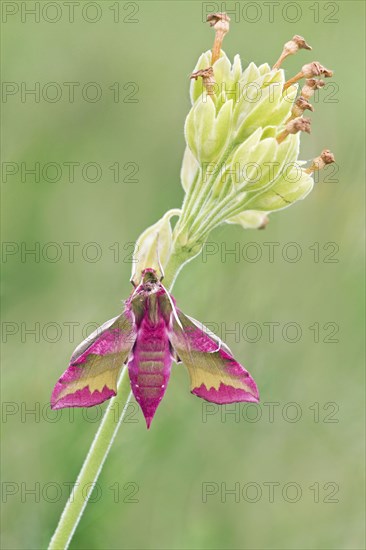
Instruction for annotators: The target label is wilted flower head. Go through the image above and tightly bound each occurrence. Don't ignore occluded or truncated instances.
[291,96,314,118]
[305,149,336,174]
[301,78,325,99]
[273,34,312,69]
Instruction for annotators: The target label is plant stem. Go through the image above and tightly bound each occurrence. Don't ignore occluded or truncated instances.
[186,145,234,223]
[48,368,132,550]
[163,246,200,291]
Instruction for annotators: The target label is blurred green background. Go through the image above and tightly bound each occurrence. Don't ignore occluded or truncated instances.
[1,1,365,549]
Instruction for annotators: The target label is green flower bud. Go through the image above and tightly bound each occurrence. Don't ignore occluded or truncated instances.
[240,61,261,87]
[212,131,299,199]
[258,63,271,76]
[247,166,313,211]
[184,96,233,164]
[234,71,297,142]
[230,130,277,190]
[210,53,231,83]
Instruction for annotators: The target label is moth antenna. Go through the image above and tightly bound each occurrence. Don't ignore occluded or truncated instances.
[160,283,183,330]
[129,281,141,300]
[161,290,206,379]
[161,282,194,363]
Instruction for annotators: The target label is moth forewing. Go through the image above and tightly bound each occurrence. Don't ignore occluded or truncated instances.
[185,314,232,355]
[51,310,136,409]
[169,309,259,403]
[70,314,122,364]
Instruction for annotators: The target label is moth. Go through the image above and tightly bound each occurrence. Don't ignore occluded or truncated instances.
[51,268,259,428]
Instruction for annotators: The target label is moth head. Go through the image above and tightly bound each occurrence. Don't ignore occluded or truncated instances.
[141,268,159,284]
[139,268,162,293]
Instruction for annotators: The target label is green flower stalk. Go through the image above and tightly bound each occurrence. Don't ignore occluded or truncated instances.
[49,13,335,549]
